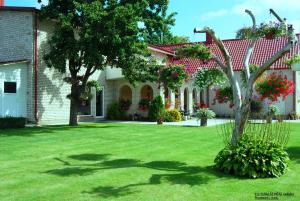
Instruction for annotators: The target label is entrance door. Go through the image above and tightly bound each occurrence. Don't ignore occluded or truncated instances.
[2,82,18,116]
[96,90,104,117]
[0,63,27,117]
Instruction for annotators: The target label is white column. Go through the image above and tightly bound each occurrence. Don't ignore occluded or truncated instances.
[296,71,300,114]
[180,89,184,111]
[160,87,165,104]
[91,88,96,117]
[170,90,175,109]
[188,89,193,113]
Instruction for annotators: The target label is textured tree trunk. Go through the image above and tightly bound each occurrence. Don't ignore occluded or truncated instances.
[69,85,81,126]
[231,101,251,145]
[69,98,79,126]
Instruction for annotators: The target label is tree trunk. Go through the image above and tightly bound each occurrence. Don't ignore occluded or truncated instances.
[231,100,251,146]
[69,85,81,126]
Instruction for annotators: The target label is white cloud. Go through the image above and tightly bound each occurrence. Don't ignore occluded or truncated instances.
[201,0,300,21]
[200,9,229,21]
[232,0,300,15]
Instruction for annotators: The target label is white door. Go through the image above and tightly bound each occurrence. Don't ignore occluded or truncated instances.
[0,63,27,117]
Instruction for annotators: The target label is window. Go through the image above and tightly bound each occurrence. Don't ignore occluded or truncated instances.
[78,100,91,115]
[96,90,104,117]
[140,85,153,100]
[4,82,17,93]
[119,85,132,101]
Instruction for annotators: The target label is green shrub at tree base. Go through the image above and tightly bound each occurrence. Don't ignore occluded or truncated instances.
[0,117,26,129]
[214,135,289,178]
[164,109,182,122]
[148,96,164,122]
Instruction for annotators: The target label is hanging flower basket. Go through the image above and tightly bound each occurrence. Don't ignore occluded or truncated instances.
[213,87,234,108]
[265,32,276,40]
[255,72,295,102]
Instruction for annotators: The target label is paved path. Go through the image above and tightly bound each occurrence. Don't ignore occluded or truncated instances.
[113,118,300,127]
[116,118,232,127]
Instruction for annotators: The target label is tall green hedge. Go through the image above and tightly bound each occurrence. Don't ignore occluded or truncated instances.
[148,96,164,122]
[0,117,26,129]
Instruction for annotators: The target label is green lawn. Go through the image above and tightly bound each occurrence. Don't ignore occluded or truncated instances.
[1,123,300,201]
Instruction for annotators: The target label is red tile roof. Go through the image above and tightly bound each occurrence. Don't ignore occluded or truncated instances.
[152,36,299,75]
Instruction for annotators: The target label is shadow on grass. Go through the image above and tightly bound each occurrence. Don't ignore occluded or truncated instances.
[0,124,119,137]
[69,154,111,161]
[286,147,300,163]
[45,153,235,198]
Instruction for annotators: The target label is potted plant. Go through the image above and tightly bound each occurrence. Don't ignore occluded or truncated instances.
[289,111,299,120]
[213,86,234,108]
[284,55,300,71]
[257,21,286,40]
[255,72,295,102]
[195,108,216,126]
[266,105,280,123]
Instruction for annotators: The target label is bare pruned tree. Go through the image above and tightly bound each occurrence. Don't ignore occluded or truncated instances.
[194,9,295,145]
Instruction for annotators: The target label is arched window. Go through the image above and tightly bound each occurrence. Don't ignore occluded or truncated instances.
[140,85,153,100]
[119,85,132,101]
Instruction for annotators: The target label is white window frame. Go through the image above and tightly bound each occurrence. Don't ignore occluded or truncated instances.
[96,87,105,118]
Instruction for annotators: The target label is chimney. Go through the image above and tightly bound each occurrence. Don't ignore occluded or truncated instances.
[0,0,4,6]
[193,28,213,44]
[206,32,213,44]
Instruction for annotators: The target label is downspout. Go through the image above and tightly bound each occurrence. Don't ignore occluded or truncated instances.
[34,10,39,123]
[293,71,296,112]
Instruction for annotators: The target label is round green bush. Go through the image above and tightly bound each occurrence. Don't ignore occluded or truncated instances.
[214,135,289,178]
[165,109,182,122]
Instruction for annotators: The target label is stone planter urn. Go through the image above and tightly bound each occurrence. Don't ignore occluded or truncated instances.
[157,117,164,125]
[200,118,208,126]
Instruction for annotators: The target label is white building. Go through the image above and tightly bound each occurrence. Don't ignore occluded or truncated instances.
[0,6,299,124]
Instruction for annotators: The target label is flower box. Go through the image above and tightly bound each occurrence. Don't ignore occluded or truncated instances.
[291,62,300,71]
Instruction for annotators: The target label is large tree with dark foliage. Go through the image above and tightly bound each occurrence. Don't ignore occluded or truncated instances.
[39,0,175,126]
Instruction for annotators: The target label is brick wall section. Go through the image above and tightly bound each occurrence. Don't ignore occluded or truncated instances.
[0,11,35,121]
[37,20,113,124]
[37,20,71,124]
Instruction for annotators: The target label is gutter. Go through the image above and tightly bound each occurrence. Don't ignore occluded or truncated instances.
[34,10,39,123]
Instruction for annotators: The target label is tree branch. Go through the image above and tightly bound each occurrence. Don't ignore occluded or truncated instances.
[269,9,285,23]
[243,9,257,81]
[194,27,242,107]
[250,41,292,85]
[194,28,236,84]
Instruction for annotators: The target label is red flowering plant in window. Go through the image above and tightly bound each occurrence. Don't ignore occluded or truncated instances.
[255,72,295,102]
[138,98,151,112]
[194,102,209,111]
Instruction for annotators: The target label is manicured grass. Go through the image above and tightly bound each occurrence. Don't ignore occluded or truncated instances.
[1,123,300,201]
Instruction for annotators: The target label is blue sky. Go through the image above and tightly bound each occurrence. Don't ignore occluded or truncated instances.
[5,0,300,42]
